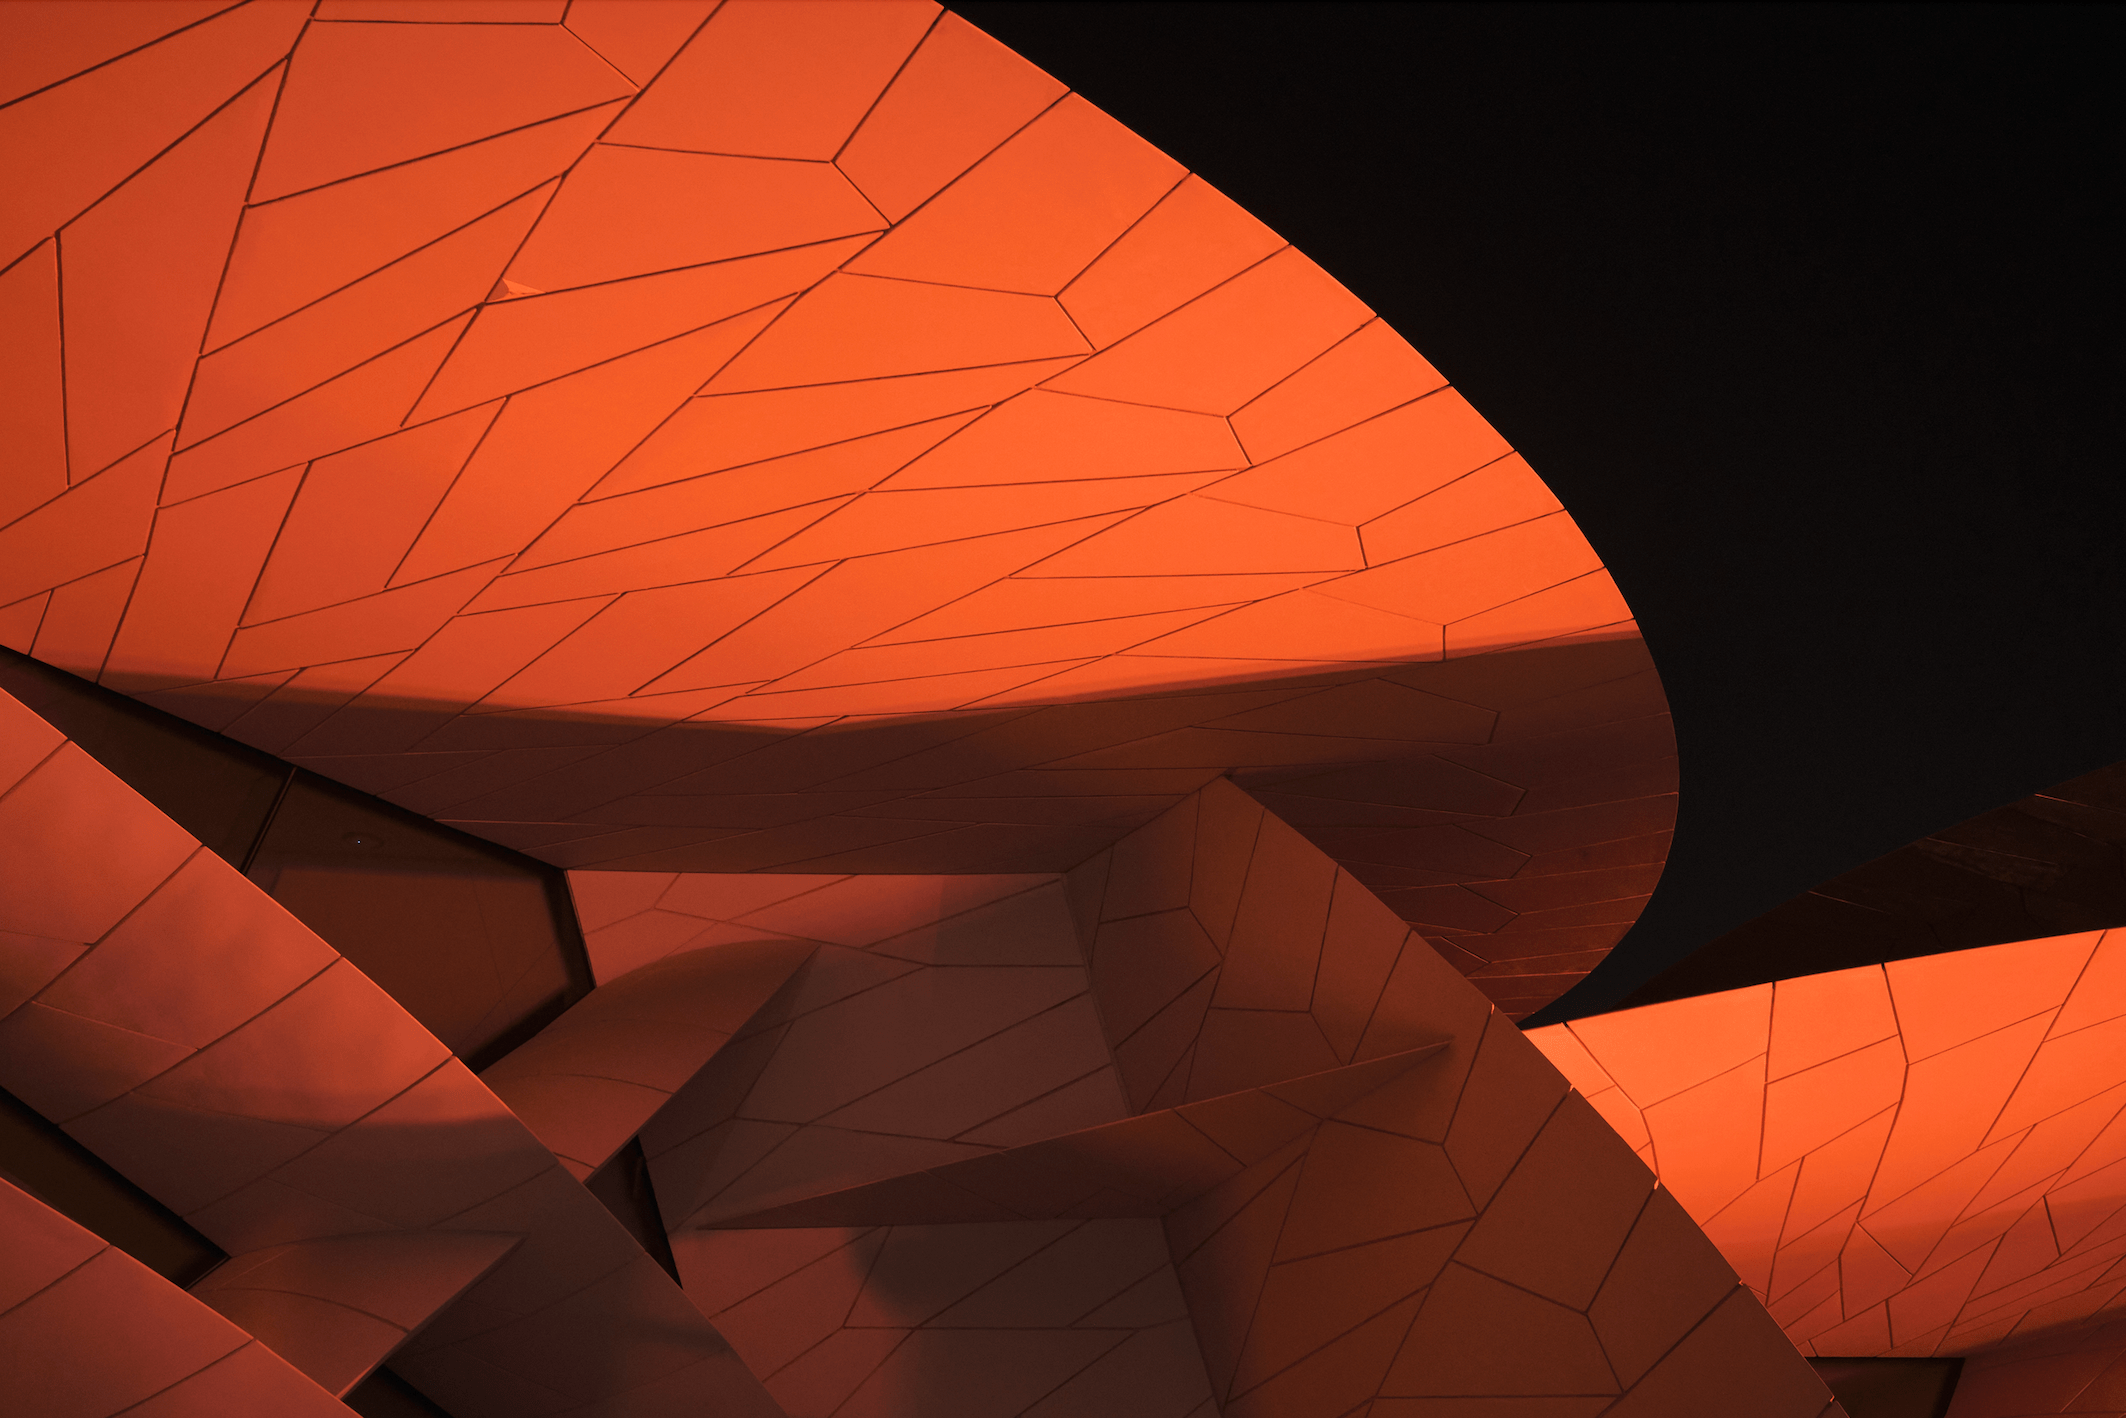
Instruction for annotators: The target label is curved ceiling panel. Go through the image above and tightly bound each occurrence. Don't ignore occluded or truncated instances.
[0,3,1668,1015]
[1530,928,2126,1368]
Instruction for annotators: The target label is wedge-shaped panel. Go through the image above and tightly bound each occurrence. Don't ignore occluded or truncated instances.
[0,1175,348,1417]
[191,1231,518,1397]
[699,1044,1450,1228]
[649,780,1837,1416]
[481,938,813,1179]
[0,686,779,1418]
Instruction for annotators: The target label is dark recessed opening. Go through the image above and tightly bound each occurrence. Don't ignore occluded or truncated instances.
[342,1364,456,1418]
[0,1083,225,1287]
[584,1136,682,1285]
[1811,1356,1962,1418]
[0,647,594,1070]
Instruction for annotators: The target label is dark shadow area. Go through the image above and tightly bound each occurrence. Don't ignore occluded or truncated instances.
[343,1365,455,1418]
[137,636,1667,1025]
[0,648,286,863]
[244,771,594,1067]
[1625,760,2126,1006]
[0,647,593,1065]
[585,1137,682,1283]
[0,1084,223,1286]
[1811,1357,1962,1418]
[950,3,2126,1022]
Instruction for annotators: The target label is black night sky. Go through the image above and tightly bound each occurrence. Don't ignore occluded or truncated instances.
[955,1,2126,1020]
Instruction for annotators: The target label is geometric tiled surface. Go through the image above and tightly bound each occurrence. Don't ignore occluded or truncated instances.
[0,685,776,1415]
[0,0,1672,1017]
[579,780,1843,1416]
[619,877,1136,1232]
[478,935,811,1181]
[188,1230,518,1398]
[672,1219,1219,1418]
[3,664,1833,1414]
[1531,930,2126,1365]
[0,1174,349,1417]
[9,5,2033,1416]
[547,634,1674,1022]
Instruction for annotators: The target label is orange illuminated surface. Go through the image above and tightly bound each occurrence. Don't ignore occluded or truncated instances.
[0,5,1878,1417]
[0,0,1672,1018]
[1531,929,2126,1369]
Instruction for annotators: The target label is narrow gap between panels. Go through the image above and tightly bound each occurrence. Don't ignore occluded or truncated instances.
[0,647,597,1071]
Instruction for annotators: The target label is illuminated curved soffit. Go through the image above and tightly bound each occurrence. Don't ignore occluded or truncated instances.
[0,0,1676,1018]
[1524,764,2126,1396]
[1532,928,2126,1371]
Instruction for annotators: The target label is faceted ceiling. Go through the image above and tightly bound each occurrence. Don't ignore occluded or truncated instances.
[18,5,2112,1418]
[0,0,1673,1020]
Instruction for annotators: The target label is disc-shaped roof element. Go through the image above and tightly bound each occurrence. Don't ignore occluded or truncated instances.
[1532,926,2126,1372]
[0,2,1670,1016]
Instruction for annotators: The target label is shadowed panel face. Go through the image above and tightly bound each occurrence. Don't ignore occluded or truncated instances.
[0,0,1671,1015]
[604,779,1838,1417]
[0,683,781,1417]
[0,1083,224,1287]
[1944,1318,2126,1417]
[672,1218,1216,1418]
[2,617,1813,1413]
[1808,1357,1960,1418]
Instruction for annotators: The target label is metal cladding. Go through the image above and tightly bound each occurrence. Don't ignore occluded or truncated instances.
[19,4,2105,1417]
[0,0,1673,1022]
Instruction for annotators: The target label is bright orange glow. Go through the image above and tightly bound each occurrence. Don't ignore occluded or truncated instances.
[1531,929,2126,1360]
[0,7,1621,712]
[0,0,1674,1014]
[0,6,1804,1414]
